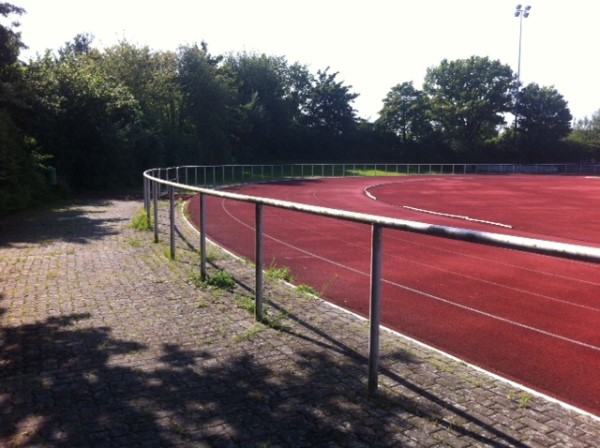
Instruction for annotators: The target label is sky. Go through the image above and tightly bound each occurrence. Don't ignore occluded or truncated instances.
[9,0,600,122]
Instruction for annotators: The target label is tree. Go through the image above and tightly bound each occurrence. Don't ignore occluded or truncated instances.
[0,2,52,213]
[423,56,514,153]
[177,43,234,164]
[516,83,572,156]
[0,2,25,73]
[224,52,304,162]
[301,67,358,136]
[375,82,431,144]
[101,41,181,169]
[58,32,94,57]
[24,36,142,189]
[570,110,600,157]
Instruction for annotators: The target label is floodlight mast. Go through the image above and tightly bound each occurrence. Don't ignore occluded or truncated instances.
[514,4,531,145]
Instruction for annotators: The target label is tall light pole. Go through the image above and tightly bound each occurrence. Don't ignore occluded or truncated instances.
[514,4,531,143]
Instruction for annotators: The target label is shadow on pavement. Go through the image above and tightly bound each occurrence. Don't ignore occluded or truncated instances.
[0,201,127,248]
[0,310,529,447]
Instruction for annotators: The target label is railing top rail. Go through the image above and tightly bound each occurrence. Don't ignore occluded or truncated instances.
[144,167,600,264]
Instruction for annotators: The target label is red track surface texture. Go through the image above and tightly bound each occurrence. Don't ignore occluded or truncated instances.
[187,175,600,416]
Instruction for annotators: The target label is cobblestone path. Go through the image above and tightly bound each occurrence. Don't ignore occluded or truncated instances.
[0,200,598,447]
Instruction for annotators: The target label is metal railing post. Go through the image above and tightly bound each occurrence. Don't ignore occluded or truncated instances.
[368,224,383,395]
[153,179,159,243]
[200,193,207,280]
[255,203,264,322]
[143,177,149,216]
[169,185,175,259]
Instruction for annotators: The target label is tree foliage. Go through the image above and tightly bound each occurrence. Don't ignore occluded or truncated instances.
[568,110,600,160]
[301,67,358,135]
[1,2,595,214]
[24,42,141,189]
[0,2,52,213]
[516,83,572,157]
[177,44,234,164]
[224,53,301,161]
[423,56,514,152]
[375,82,431,144]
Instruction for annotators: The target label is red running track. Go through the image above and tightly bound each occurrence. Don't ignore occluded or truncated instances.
[187,175,600,416]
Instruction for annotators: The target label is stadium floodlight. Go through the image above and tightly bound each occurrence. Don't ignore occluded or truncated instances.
[513,4,532,144]
[514,4,531,88]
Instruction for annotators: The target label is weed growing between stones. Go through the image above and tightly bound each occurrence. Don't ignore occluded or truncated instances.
[189,269,235,291]
[130,208,152,231]
[297,284,318,296]
[265,260,295,283]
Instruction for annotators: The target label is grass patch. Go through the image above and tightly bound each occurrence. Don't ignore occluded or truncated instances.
[163,247,176,260]
[519,392,532,408]
[207,245,222,262]
[206,269,235,290]
[265,260,294,283]
[234,324,265,342]
[234,294,255,313]
[190,269,236,291]
[507,390,532,408]
[130,208,152,231]
[297,284,318,296]
[262,311,289,330]
[234,294,289,330]
[345,168,407,177]
[125,238,144,248]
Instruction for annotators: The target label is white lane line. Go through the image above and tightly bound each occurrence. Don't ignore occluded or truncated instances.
[219,199,600,353]
[363,181,513,228]
[402,205,513,229]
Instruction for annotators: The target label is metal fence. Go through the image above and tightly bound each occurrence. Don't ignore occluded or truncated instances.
[144,163,600,190]
[143,163,600,394]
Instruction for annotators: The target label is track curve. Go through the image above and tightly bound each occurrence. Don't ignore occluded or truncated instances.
[187,175,600,416]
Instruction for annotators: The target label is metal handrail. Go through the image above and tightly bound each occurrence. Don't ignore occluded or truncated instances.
[143,164,600,394]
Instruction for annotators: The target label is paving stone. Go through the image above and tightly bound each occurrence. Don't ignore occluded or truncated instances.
[0,199,599,447]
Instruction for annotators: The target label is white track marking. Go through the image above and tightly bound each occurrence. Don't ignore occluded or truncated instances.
[402,205,513,229]
[359,179,600,288]
[303,217,600,313]
[250,198,600,311]
[381,272,600,353]
[219,199,600,352]
[383,228,600,287]
[289,202,600,290]
[364,181,513,229]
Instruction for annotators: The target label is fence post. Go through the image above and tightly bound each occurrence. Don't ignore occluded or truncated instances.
[255,203,264,322]
[169,185,175,260]
[143,177,149,216]
[153,179,159,243]
[200,193,207,280]
[368,224,383,395]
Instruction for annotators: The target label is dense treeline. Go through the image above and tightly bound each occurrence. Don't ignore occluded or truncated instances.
[1,3,599,213]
